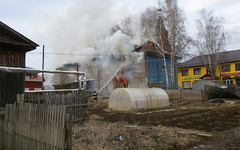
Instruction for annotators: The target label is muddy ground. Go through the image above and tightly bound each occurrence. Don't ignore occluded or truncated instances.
[87,102,240,132]
[84,101,240,149]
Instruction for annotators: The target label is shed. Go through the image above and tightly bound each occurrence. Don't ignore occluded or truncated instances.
[108,88,169,111]
[0,21,38,107]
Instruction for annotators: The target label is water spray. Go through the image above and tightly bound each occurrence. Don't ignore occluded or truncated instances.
[97,61,127,93]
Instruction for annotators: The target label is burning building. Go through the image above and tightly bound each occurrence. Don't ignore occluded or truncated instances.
[112,41,178,91]
[114,67,130,88]
[60,40,178,97]
[76,42,177,97]
[52,11,178,97]
[112,14,178,91]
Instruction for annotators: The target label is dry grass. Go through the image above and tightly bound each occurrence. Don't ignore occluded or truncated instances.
[72,119,207,150]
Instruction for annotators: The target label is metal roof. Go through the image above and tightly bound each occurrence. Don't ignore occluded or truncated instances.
[178,49,240,69]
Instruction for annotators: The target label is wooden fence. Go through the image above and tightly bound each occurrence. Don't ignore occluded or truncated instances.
[23,89,88,122]
[166,89,205,102]
[3,103,67,150]
[0,89,88,149]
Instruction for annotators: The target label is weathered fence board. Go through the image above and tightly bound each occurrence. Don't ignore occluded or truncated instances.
[3,103,66,150]
[1,89,87,150]
[166,89,204,102]
[24,89,88,122]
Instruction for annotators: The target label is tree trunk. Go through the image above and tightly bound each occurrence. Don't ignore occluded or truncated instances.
[163,53,169,89]
[171,52,175,89]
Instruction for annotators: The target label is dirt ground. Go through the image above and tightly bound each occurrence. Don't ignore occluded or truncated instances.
[72,120,207,150]
[84,101,240,149]
[87,102,240,132]
[189,126,240,150]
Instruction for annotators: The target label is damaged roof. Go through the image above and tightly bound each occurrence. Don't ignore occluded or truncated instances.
[134,41,171,55]
[178,49,240,69]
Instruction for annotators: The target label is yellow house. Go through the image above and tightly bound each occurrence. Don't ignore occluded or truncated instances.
[178,50,240,88]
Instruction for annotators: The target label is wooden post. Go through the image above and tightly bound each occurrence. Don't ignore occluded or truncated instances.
[42,45,45,90]
[17,94,24,104]
[179,89,182,101]
[77,64,80,89]
[0,115,4,149]
[65,122,72,150]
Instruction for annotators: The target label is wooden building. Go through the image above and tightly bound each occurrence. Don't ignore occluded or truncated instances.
[25,71,43,91]
[0,21,38,107]
[123,41,178,89]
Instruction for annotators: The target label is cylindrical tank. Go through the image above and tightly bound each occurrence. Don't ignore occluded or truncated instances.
[108,88,169,111]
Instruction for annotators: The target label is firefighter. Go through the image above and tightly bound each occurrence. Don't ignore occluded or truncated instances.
[92,91,98,103]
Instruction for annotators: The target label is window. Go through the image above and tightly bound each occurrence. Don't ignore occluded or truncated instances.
[194,68,201,75]
[206,67,211,74]
[182,81,191,88]
[182,69,189,76]
[236,79,240,86]
[235,63,240,71]
[222,64,231,72]
[222,78,233,85]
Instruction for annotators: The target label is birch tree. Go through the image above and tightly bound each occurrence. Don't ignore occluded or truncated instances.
[195,9,226,78]
[159,0,192,88]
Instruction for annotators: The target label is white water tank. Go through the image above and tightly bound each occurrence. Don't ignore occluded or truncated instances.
[108,88,169,111]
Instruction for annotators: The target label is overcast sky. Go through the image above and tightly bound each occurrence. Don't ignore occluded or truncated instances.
[1,0,240,70]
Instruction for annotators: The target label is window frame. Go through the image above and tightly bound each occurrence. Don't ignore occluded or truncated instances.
[206,66,212,74]
[221,64,231,72]
[235,63,240,71]
[182,69,189,76]
[222,78,233,85]
[182,81,191,89]
[193,68,201,75]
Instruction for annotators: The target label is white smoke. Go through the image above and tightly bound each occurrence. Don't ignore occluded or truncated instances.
[45,0,145,66]
[47,0,115,63]
[45,0,145,91]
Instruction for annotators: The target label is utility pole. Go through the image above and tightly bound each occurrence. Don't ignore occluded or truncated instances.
[42,45,45,90]
[77,64,80,89]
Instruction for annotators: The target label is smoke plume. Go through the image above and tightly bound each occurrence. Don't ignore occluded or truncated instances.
[46,0,144,90]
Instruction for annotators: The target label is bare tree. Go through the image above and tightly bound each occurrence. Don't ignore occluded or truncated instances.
[159,0,192,88]
[110,17,134,37]
[195,9,226,78]
[120,17,134,37]
[51,66,74,87]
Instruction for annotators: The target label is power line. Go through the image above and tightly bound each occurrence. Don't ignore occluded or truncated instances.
[28,52,101,56]
[45,55,59,68]
[27,52,132,56]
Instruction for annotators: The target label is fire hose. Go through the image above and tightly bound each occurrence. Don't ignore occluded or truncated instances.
[97,61,127,93]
